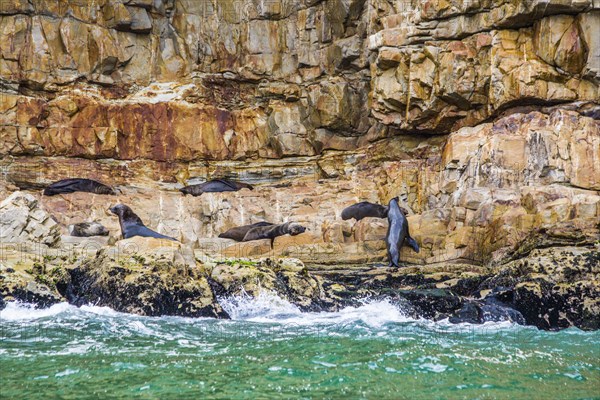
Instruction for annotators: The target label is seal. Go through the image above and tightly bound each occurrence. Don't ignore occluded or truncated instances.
[218,222,274,242]
[341,201,388,221]
[386,197,419,268]
[68,222,109,237]
[109,204,177,241]
[43,178,116,196]
[180,179,254,196]
[242,222,307,246]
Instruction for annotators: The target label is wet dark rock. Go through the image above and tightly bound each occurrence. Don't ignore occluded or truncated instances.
[449,301,525,325]
[11,282,63,308]
[449,303,482,324]
[394,289,463,320]
[480,303,525,324]
[474,248,599,330]
[451,275,492,296]
[509,281,600,330]
[209,258,331,312]
[0,295,5,310]
[0,242,597,330]
[0,267,63,309]
[65,252,227,318]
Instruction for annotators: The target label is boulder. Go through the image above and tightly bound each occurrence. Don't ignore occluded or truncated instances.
[66,249,226,318]
[353,217,387,241]
[209,258,328,311]
[0,192,61,247]
[0,263,63,308]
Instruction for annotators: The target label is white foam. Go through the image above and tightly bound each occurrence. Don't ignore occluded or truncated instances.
[321,299,412,328]
[0,302,73,321]
[219,290,301,321]
[419,362,449,373]
[0,301,136,322]
[1,296,531,333]
[79,304,126,317]
[53,342,100,356]
[220,291,413,327]
[434,317,522,332]
[55,368,79,377]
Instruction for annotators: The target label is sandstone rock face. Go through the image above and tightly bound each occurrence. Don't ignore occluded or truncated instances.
[0,0,598,268]
[3,108,595,266]
[1,0,596,159]
[0,191,61,246]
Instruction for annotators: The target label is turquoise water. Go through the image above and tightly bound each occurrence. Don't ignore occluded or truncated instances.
[1,294,599,399]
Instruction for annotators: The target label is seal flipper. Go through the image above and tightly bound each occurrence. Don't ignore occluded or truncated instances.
[405,236,419,253]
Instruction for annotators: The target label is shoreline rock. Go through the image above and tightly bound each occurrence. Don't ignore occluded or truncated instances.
[1,241,598,331]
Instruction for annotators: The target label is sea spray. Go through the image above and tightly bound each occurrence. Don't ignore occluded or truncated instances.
[219,290,413,327]
[0,302,75,322]
[219,289,301,321]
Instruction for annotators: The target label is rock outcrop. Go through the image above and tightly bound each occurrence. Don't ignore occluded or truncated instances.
[208,257,328,311]
[0,1,598,328]
[67,248,227,318]
[0,263,64,307]
[1,241,598,330]
[0,191,61,246]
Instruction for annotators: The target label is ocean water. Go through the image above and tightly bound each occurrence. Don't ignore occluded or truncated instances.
[1,293,599,399]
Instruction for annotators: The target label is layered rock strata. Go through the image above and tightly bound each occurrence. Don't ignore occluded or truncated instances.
[0,0,598,326]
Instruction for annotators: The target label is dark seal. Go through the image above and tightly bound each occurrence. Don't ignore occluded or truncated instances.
[386,197,419,268]
[43,178,116,196]
[180,179,254,196]
[341,201,388,221]
[109,204,177,241]
[68,222,109,237]
[242,222,306,246]
[218,222,274,242]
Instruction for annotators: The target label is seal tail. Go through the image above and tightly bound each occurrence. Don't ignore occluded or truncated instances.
[406,236,420,253]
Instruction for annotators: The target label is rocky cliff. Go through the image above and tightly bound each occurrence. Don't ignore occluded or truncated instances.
[0,0,599,326]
